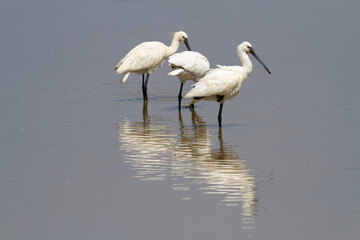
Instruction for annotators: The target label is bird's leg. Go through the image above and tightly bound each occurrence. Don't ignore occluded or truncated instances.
[218,103,224,128]
[178,83,184,110]
[142,74,146,101]
[143,73,150,101]
[216,95,224,127]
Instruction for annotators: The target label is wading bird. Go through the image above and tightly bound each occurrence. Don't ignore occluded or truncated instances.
[115,31,191,101]
[168,51,210,109]
[184,41,271,127]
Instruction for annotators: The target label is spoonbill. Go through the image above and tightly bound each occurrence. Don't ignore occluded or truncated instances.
[114,31,191,101]
[168,51,210,109]
[184,41,271,127]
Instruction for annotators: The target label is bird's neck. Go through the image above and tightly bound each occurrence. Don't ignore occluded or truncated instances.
[166,38,180,57]
[239,52,253,75]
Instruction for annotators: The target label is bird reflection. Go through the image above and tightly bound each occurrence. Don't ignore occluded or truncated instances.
[173,109,257,223]
[117,102,177,181]
[117,106,257,225]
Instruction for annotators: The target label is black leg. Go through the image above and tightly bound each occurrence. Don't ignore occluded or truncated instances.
[143,73,150,101]
[218,103,224,128]
[145,73,150,86]
[142,74,146,101]
[178,83,184,110]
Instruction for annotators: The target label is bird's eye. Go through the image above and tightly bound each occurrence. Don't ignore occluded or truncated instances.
[247,46,250,49]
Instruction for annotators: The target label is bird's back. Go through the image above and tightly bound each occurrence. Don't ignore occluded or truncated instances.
[168,51,210,82]
[115,41,167,74]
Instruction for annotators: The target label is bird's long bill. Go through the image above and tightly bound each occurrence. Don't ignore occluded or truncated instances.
[184,38,191,51]
[250,48,271,74]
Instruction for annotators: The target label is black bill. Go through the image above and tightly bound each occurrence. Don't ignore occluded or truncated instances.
[250,47,271,74]
[184,38,191,51]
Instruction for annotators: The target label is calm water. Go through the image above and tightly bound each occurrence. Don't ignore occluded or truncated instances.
[1,0,359,239]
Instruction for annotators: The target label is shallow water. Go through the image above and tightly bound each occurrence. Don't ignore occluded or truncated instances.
[1,0,359,240]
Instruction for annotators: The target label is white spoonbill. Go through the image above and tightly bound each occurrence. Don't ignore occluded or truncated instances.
[114,31,191,101]
[184,41,271,127]
[168,51,210,109]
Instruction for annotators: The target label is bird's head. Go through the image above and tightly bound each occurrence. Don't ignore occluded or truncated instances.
[238,41,253,54]
[173,31,191,51]
[238,41,271,74]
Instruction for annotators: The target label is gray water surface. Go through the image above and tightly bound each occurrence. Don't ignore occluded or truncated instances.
[1,1,359,240]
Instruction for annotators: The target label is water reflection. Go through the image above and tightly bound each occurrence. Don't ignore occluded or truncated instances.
[117,105,257,226]
[117,102,177,181]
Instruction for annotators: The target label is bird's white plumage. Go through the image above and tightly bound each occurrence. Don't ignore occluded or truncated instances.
[184,41,271,127]
[115,31,190,83]
[116,42,167,79]
[168,51,210,83]
[185,67,247,103]
[184,42,259,105]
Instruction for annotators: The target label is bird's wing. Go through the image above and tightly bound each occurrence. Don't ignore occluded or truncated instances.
[169,51,210,76]
[184,70,240,98]
[115,42,166,73]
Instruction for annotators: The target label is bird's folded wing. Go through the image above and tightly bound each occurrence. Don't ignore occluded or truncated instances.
[169,52,210,76]
[116,42,165,73]
[185,70,239,98]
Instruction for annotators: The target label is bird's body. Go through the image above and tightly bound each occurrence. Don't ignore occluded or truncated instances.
[184,41,271,127]
[115,31,191,101]
[116,41,168,81]
[185,67,248,103]
[168,51,210,83]
[168,51,210,108]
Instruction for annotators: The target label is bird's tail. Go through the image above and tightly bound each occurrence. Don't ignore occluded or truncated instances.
[114,59,124,75]
[121,72,130,83]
